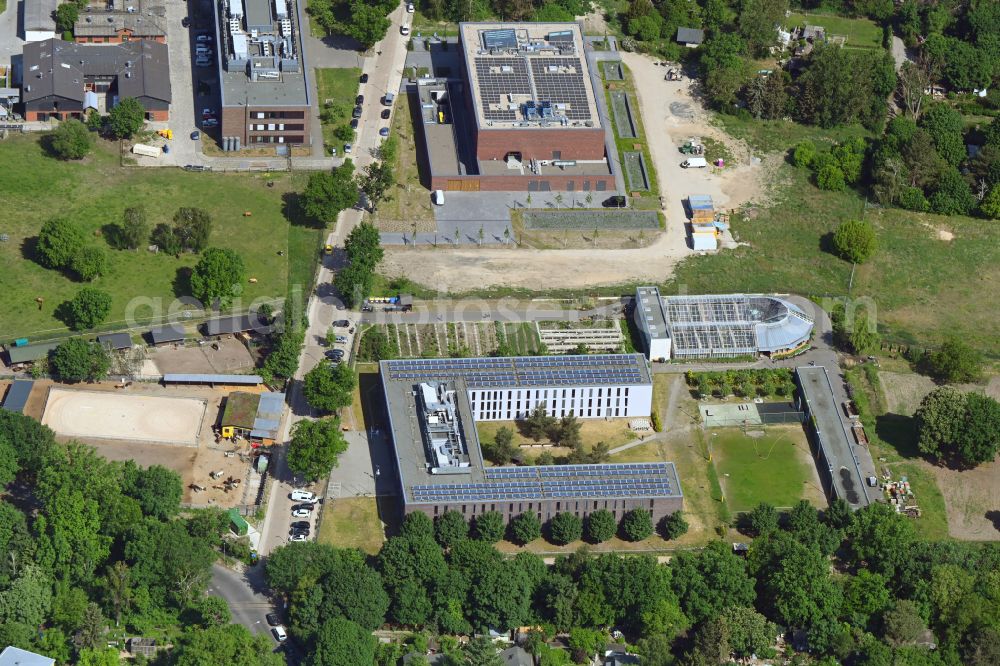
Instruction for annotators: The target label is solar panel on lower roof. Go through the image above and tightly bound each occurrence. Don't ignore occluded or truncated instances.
[482,28,517,50]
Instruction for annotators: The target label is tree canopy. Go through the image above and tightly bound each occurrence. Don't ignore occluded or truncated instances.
[302,362,356,413]
[833,220,878,264]
[50,120,94,160]
[107,98,146,139]
[189,248,246,308]
[287,418,349,481]
[49,339,111,383]
[302,161,357,224]
[62,288,112,331]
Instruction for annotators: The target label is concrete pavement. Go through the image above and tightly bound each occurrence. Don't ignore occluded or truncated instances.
[0,0,24,67]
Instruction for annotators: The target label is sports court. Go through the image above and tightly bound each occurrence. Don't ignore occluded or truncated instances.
[42,388,207,446]
[700,401,804,428]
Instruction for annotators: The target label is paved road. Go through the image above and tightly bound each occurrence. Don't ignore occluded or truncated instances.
[0,0,24,67]
[208,563,278,638]
[256,6,410,556]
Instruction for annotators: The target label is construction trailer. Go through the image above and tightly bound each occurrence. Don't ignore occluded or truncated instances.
[131,143,161,157]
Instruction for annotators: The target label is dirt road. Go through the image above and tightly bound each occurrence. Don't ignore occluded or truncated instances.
[380,52,771,292]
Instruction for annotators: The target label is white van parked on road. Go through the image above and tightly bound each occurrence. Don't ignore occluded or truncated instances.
[681,157,708,168]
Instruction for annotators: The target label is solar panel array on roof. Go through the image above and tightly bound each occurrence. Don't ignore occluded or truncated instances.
[384,355,648,388]
[547,30,574,42]
[482,28,518,50]
[475,57,531,122]
[411,462,680,503]
[530,58,591,121]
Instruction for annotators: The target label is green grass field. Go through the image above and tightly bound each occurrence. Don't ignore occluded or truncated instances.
[315,68,362,155]
[0,135,311,340]
[711,426,823,512]
[786,12,884,49]
[316,497,385,554]
[665,166,1000,356]
[603,63,661,210]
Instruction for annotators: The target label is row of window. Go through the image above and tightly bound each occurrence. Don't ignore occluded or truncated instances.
[250,135,305,144]
[249,123,304,132]
[427,498,658,520]
[469,387,631,421]
[251,111,305,120]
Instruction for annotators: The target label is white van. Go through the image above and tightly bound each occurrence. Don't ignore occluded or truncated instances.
[432,190,445,205]
[289,490,316,502]
[400,25,410,36]
[681,157,708,168]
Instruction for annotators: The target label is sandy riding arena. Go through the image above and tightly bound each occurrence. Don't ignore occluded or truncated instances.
[42,388,207,446]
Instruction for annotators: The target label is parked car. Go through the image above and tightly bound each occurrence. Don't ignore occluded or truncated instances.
[325,349,344,360]
[383,92,394,106]
[400,25,410,36]
[356,94,364,105]
[272,626,288,641]
[196,33,212,42]
[360,73,368,83]
[291,508,311,518]
[190,131,200,141]
[288,533,307,543]
[201,118,218,127]
[266,613,280,626]
[601,195,627,208]
[681,157,707,168]
[195,58,212,68]
[432,189,445,206]
[352,105,363,118]
[292,503,314,512]
[202,108,215,118]
[344,143,352,153]
[406,2,414,11]
[290,490,316,502]
[381,108,391,120]
[350,118,359,129]
[181,17,190,27]
[290,521,310,531]
[334,335,348,344]
[333,320,350,327]
[379,127,390,137]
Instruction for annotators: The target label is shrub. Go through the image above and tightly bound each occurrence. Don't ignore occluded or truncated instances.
[815,164,846,191]
[50,120,93,160]
[62,287,112,331]
[36,217,85,270]
[898,186,929,212]
[832,219,878,264]
[792,140,817,168]
[658,511,689,540]
[71,245,109,281]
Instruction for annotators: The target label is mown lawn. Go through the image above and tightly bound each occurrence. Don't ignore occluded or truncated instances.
[786,12,884,50]
[0,135,309,340]
[665,165,1000,357]
[315,67,362,155]
[316,497,385,554]
[710,426,822,513]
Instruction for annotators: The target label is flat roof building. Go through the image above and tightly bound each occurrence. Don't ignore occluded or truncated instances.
[149,324,185,345]
[633,288,814,360]
[74,0,168,44]
[5,341,61,365]
[795,365,873,510]
[203,312,272,336]
[417,22,615,192]
[2,380,35,413]
[213,0,311,147]
[21,39,171,122]
[97,332,134,350]
[380,354,681,523]
[220,391,284,444]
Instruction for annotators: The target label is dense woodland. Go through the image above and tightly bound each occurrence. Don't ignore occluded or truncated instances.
[0,410,277,666]
[265,503,1000,666]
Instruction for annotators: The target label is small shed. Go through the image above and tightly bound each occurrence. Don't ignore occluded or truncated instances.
[149,324,186,346]
[1,380,34,413]
[676,27,705,47]
[228,507,249,536]
[5,340,61,365]
[97,332,134,350]
[687,194,714,222]
[692,231,718,251]
[126,638,157,658]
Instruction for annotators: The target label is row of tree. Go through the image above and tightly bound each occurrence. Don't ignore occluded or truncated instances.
[48,99,148,161]
[0,410,255,665]
[684,368,797,400]
[265,499,1000,665]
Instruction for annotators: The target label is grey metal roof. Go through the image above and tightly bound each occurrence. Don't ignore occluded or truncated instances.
[5,341,61,364]
[97,332,133,350]
[2,380,35,413]
[24,0,58,32]
[0,646,56,666]
[22,39,171,106]
[162,373,263,385]
[249,391,284,439]
[500,646,533,666]
[149,324,185,345]
[635,285,669,342]
[676,27,705,44]
[796,366,872,509]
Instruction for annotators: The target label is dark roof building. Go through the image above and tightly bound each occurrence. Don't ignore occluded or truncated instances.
[5,341,61,365]
[162,373,263,385]
[21,39,171,122]
[676,27,705,46]
[74,0,168,44]
[203,312,272,336]
[149,324,185,345]
[97,332,134,350]
[1,381,35,413]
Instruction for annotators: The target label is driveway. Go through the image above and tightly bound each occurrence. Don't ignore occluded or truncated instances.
[0,0,24,66]
[208,563,278,639]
